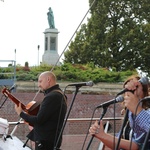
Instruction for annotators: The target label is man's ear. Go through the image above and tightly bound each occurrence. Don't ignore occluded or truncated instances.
[47,76,51,83]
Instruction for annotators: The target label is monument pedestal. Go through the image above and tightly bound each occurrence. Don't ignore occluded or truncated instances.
[42,28,60,65]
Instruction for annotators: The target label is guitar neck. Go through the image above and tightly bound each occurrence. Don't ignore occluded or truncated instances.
[2,88,26,111]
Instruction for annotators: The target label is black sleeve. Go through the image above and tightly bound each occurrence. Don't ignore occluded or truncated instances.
[20,91,65,126]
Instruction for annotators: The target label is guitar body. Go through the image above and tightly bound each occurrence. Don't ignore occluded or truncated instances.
[26,101,41,116]
[2,87,41,126]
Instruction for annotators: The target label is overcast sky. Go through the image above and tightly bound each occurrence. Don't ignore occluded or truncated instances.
[0,0,90,67]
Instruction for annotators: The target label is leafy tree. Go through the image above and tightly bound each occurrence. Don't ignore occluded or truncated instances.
[64,0,150,74]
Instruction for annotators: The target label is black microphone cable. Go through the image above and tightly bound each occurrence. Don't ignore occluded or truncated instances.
[81,106,97,150]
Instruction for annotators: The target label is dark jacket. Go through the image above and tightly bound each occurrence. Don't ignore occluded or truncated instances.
[20,84,67,149]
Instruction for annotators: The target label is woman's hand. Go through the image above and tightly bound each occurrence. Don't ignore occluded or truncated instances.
[89,120,105,138]
[124,79,140,91]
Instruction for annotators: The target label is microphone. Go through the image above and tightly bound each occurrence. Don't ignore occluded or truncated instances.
[96,95,124,108]
[117,76,149,95]
[9,84,16,92]
[67,81,94,87]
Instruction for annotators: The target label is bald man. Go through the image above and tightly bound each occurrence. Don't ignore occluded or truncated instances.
[15,71,67,150]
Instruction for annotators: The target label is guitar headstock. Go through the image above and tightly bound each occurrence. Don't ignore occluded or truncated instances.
[1,87,26,110]
[2,87,10,97]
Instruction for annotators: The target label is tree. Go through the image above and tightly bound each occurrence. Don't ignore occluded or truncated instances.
[64,0,150,74]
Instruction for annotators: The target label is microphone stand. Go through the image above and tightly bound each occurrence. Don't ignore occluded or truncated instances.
[141,128,150,150]
[54,86,81,150]
[0,96,8,109]
[86,107,108,150]
[0,85,16,108]
[115,109,129,150]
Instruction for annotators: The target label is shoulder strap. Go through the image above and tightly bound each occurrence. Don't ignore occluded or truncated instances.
[52,90,67,105]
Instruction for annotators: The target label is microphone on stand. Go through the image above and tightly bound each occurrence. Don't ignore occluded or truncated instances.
[96,95,124,108]
[117,76,149,95]
[67,81,94,87]
[8,84,16,92]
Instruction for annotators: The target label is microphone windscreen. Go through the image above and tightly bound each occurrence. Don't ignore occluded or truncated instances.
[140,77,149,85]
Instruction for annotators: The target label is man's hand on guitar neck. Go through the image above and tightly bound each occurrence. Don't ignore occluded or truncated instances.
[15,103,23,115]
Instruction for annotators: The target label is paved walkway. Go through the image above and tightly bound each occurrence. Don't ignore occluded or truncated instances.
[26,134,111,150]
[61,134,111,150]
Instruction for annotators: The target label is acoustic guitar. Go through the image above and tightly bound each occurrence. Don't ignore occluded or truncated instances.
[2,87,41,126]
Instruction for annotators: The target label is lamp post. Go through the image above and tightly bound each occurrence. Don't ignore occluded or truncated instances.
[14,49,16,63]
[14,49,16,88]
[37,45,40,66]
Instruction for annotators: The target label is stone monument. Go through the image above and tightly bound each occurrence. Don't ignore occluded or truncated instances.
[42,7,60,65]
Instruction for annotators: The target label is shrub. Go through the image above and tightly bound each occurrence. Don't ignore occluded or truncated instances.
[1,63,138,83]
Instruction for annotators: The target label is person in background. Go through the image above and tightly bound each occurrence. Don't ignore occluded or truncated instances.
[15,71,67,150]
[89,75,150,150]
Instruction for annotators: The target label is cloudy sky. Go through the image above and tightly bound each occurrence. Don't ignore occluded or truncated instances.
[0,0,90,67]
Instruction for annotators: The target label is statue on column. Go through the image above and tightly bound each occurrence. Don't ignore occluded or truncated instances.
[47,7,55,29]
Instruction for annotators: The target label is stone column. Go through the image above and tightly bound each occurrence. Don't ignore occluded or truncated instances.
[42,28,60,65]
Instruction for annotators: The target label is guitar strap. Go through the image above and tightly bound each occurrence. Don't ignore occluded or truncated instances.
[29,89,67,112]
[122,120,132,140]
[52,90,67,105]
[52,90,67,150]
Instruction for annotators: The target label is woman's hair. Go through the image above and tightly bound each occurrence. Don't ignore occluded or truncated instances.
[123,75,150,109]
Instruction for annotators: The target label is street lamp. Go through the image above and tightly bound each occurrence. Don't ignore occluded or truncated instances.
[14,49,16,63]
[37,45,40,66]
